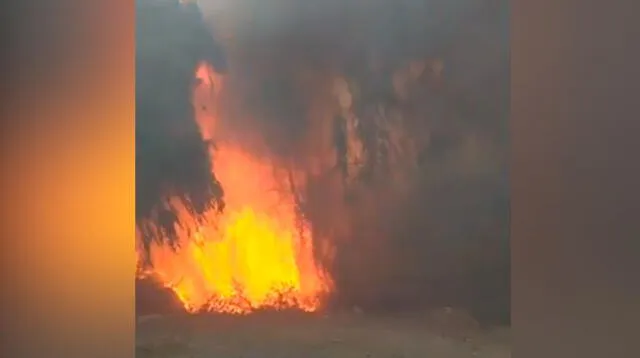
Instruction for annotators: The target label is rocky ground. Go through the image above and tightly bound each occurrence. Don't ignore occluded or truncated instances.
[136,309,510,358]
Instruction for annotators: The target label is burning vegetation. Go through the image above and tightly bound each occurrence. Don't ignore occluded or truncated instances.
[136,0,509,323]
[138,64,333,314]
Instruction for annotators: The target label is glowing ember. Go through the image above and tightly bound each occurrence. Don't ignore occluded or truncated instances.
[137,63,333,314]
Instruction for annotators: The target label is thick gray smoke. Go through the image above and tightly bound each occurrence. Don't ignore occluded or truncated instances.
[172,0,509,323]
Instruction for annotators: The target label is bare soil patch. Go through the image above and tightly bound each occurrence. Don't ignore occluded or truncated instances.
[136,310,510,358]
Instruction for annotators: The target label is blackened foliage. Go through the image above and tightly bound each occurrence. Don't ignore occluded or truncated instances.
[323,1,510,323]
[135,0,227,249]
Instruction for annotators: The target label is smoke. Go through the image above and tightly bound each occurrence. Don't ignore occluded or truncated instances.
[135,0,509,323]
[197,0,510,322]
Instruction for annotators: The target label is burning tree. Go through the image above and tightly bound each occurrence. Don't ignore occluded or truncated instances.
[135,1,334,314]
[135,0,227,253]
[136,0,510,322]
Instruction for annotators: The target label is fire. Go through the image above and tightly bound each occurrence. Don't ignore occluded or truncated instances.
[137,63,333,314]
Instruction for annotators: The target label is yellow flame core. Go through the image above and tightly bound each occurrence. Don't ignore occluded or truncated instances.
[138,63,333,314]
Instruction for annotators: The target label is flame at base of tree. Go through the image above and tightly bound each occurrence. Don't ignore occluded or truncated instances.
[137,196,332,314]
[137,63,333,314]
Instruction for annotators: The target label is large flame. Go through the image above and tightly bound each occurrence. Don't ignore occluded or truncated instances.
[137,62,333,314]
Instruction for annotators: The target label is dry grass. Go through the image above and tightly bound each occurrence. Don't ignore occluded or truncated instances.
[136,310,510,358]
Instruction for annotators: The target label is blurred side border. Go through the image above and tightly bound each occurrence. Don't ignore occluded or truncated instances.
[0,1,135,357]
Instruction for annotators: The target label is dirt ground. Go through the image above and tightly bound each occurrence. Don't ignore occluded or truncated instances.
[136,310,510,358]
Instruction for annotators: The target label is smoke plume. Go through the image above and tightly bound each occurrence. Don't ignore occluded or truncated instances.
[136,0,510,323]
[199,0,510,322]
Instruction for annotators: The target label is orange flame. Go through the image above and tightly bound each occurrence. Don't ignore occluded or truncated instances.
[137,63,333,314]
